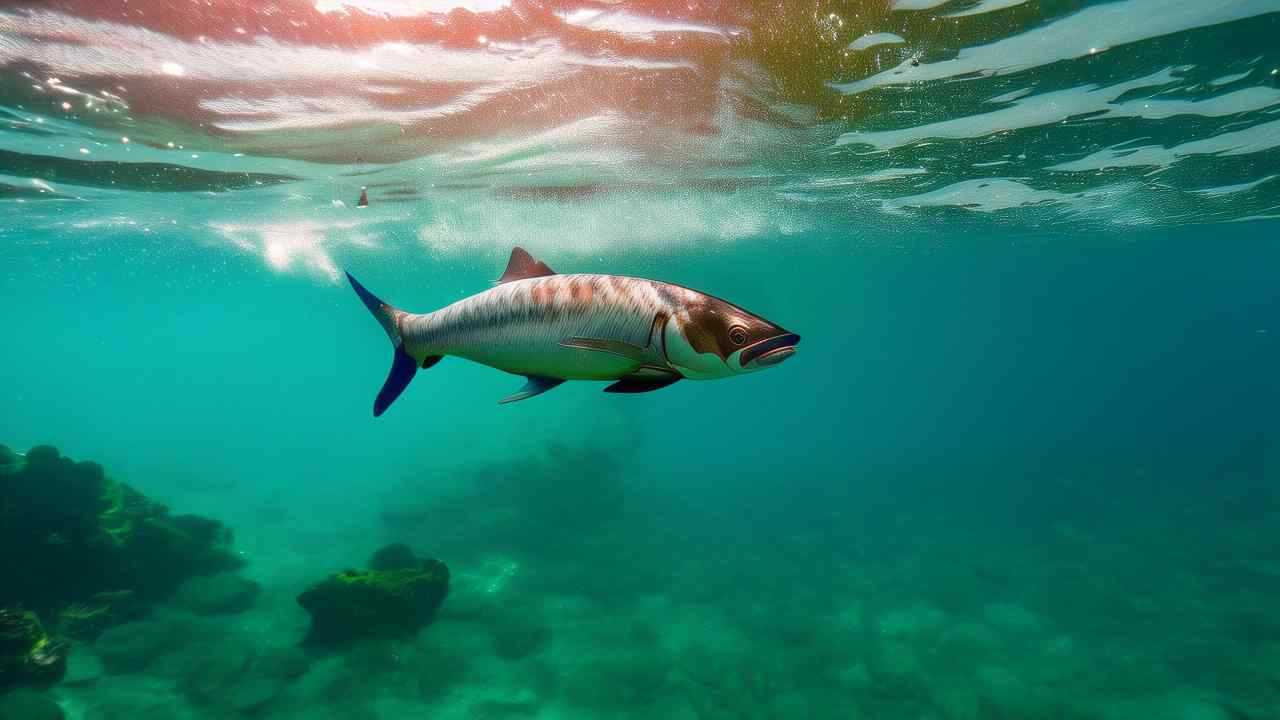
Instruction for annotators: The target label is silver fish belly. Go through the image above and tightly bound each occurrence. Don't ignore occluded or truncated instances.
[400,274,676,380]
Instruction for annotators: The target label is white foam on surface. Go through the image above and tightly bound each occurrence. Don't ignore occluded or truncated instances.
[891,0,952,10]
[881,178,1165,224]
[314,0,511,15]
[832,0,1279,95]
[860,167,929,183]
[1049,119,1280,171]
[555,8,732,39]
[882,178,1075,213]
[945,0,1031,18]
[848,33,907,51]
[837,70,1280,150]
[1208,71,1253,87]
[1192,175,1277,196]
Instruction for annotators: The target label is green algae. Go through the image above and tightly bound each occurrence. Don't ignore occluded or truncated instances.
[0,608,67,689]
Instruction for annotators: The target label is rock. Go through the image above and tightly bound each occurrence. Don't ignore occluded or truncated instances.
[24,446,60,467]
[368,544,419,572]
[297,560,450,646]
[0,689,65,720]
[80,675,190,720]
[490,616,552,661]
[61,648,105,686]
[173,573,260,615]
[93,619,184,674]
[0,445,17,469]
[165,636,255,705]
[0,608,68,688]
[56,591,144,642]
[122,514,244,598]
[162,634,309,716]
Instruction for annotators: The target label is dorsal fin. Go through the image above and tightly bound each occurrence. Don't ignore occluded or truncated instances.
[497,247,557,284]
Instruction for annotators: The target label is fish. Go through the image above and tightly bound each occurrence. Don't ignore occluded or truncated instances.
[346,247,800,415]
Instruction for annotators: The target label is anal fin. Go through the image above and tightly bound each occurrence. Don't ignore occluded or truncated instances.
[500,375,565,404]
[604,373,682,394]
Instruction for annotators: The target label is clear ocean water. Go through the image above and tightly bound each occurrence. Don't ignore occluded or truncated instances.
[2,1,1279,718]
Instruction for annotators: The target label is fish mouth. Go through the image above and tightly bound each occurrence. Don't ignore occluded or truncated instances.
[740,333,800,369]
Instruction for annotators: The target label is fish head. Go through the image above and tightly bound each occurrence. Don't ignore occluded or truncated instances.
[664,295,799,379]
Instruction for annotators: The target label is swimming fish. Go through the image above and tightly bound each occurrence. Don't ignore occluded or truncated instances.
[346,247,800,415]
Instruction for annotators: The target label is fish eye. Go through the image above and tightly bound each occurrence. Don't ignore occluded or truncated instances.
[728,325,748,346]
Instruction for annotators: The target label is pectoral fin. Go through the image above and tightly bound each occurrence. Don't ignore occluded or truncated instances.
[604,372,682,394]
[561,312,671,366]
[561,337,650,363]
[499,375,565,404]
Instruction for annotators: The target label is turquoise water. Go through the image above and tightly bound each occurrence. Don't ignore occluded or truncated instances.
[2,1,1280,718]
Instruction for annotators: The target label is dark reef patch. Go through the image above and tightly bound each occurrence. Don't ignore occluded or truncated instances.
[0,442,252,690]
[0,443,244,616]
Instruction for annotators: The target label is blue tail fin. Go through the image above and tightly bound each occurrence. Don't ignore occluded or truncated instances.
[346,272,401,346]
[375,346,417,417]
[346,272,420,417]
